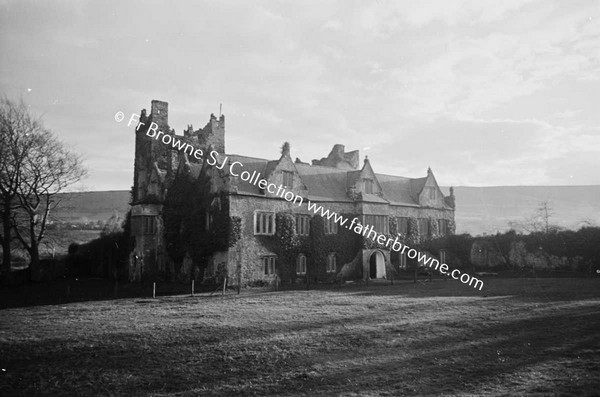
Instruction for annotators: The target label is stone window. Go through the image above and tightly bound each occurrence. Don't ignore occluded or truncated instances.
[296,254,307,275]
[326,253,336,273]
[143,216,156,234]
[255,212,275,235]
[283,170,293,188]
[263,256,276,275]
[205,210,213,231]
[324,217,338,234]
[438,219,448,235]
[429,187,437,200]
[364,215,388,234]
[397,217,408,235]
[399,251,407,269]
[295,215,310,236]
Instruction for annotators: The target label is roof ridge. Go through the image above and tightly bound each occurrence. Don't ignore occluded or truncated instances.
[376,172,422,180]
[225,153,271,162]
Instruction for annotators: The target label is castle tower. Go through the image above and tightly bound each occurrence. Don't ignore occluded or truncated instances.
[198,113,225,154]
[129,100,230,282]
[130,100,171,282]
[133,100,170,203]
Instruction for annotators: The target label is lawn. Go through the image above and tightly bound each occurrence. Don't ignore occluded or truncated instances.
[1,278,599,396]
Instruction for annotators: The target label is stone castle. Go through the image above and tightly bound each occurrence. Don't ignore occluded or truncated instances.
[129,100,456,285]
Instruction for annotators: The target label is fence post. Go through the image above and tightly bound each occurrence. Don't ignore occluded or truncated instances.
[191,280,194,296]
[222,277,227,295]
[153,282,156,299]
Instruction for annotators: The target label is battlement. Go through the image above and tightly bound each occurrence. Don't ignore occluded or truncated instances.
[133,100,226,204]
[182,113,225,153]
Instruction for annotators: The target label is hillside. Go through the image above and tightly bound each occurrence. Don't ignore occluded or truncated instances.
[53,190,130,223]
[54,186,600,236]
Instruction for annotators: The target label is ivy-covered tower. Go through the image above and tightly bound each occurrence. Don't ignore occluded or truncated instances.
[129,100,226,282]
[129,100,172,281]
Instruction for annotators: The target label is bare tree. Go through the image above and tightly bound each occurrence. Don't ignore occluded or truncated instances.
[0,98,41,271]
[538,200,552,233]
[0,97,87,272]
[508,200,561,234]
[14,127,87,270]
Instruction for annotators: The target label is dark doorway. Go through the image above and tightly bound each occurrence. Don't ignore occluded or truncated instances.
[369,254,377,278]
[368,251,386,279]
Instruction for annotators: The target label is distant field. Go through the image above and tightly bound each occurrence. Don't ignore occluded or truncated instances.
[6,230,101,265]
[1,278,599,396]
[39,229,101,256]
[53,190,130,223]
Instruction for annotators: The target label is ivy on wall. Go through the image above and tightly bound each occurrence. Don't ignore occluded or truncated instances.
[310,215,361,281]
[448,219,456,235]
[186,192,242,270]
[407,217,420,245]
[274,212,301,252]
[273,213,305,283]
[163,171,195,265]
[162,170,241,280]
[255,213,306,283]
[389,217,398,236]
[254,212,361,283]
[256,213,458,282]
[429,217,439,239]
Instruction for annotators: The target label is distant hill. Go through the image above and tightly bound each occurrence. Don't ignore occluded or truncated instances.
[53,191,130,223]
[55,186,600,236]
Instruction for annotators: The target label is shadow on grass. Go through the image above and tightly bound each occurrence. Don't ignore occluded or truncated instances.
[1,277,600,396]
[3,276,597,310]
[340,277,598,301]
[0,278,220,309]
[273,302,600,396]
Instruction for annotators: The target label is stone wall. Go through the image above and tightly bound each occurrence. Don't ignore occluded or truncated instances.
[227,192,454,286]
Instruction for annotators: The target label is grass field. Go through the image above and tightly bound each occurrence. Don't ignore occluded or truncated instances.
[1,278,599,396]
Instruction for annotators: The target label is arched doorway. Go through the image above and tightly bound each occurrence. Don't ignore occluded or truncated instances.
[369,251,386,279]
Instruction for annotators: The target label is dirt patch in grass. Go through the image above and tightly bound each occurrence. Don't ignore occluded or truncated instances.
[1,278,599,396]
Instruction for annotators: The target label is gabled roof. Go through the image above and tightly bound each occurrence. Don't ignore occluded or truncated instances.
[409,177,428,201]
[263,160,279,180]
[376,174,420,206]
[294,163,350,201]
[193,150,451,209]
[346,170,362,190]
[224,154,269,195]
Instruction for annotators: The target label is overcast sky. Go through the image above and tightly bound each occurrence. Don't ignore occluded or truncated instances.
[1,0,599,191]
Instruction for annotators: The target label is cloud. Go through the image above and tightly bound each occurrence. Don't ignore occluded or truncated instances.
[1,0,599,189]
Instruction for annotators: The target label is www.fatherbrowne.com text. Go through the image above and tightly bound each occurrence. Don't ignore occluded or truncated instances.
[120,112,484,291]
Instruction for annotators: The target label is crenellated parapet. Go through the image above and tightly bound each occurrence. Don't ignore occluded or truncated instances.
[181,113,225,154]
